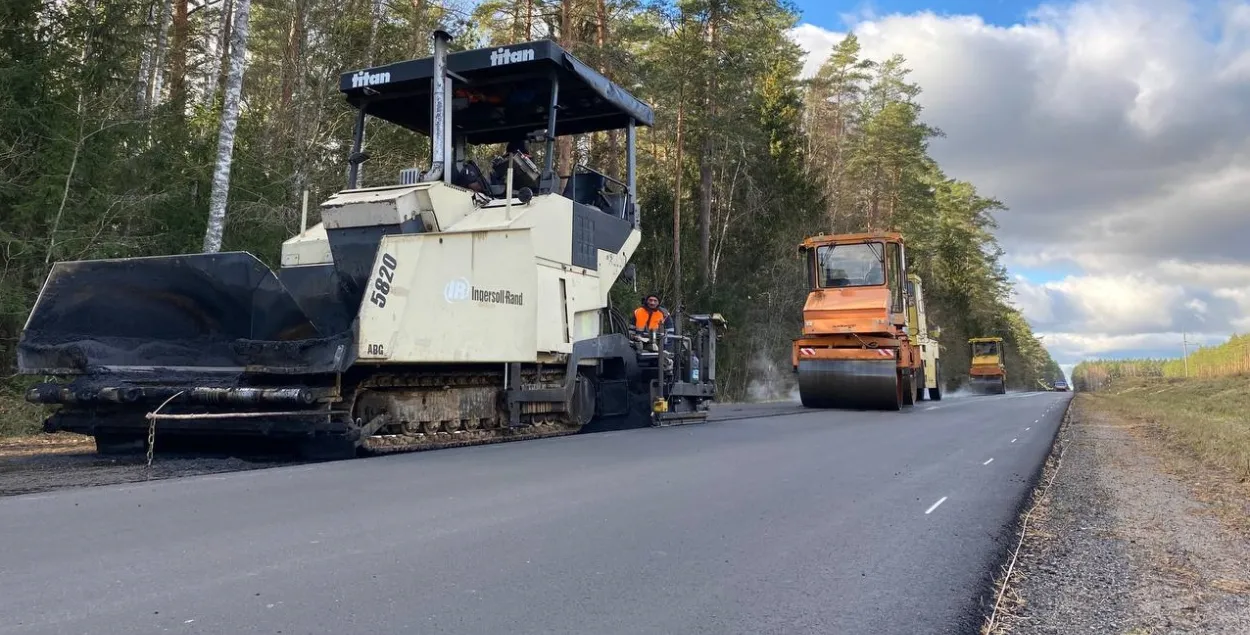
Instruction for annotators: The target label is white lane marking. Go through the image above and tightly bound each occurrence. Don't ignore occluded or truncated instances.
[983,458,994,465]
[1026,427,1031,431]
[925,496,948,514]
[924,406,938,410]
[1011,438,1017,443]
[1034,419,1039,423]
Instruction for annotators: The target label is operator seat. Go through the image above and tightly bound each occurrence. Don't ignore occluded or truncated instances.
[452,160,490,194]
[488,150,541,198]
[563,171,604,207]
[824,269,852,287]
[563,170,627,218]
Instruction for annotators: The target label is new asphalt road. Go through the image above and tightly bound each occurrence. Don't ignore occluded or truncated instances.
[1,391,1072,635]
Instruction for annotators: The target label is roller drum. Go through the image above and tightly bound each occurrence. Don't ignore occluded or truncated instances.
[797,359,901,410]
[968,376,1006,395]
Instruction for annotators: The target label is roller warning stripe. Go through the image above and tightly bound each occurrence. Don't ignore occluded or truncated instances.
[794,347,900,361]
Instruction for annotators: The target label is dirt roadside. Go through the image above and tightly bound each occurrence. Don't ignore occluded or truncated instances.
[0,434,299,498]
[984,392,1250,634]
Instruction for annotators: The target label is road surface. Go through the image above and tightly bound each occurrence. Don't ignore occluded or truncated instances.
[0,391,1071,635]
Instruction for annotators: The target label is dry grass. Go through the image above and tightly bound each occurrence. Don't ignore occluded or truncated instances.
[1080,377,1250,542]
[0,432,93,458]
[1085,376,1250,483]
[0,380,46,438]
[1212,577,1250,595]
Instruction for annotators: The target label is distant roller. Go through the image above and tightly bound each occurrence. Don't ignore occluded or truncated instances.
[791,232,943,411]
[967,337,1008,395]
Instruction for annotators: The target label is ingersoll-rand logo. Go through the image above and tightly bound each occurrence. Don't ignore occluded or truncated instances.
[472,287,524,306]
[444,278,471,302]
[444,278,524,306]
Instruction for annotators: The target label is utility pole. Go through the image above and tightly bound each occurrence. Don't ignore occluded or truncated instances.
[1182,330,1189,377]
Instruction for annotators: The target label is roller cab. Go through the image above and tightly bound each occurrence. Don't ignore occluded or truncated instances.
[967,337,1007,394]
[791,232,936,410]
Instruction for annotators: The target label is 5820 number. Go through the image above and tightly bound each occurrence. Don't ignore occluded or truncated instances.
[369,253,399,308]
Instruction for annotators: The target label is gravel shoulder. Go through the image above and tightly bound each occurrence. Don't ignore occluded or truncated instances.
[0,433,299,497]
[985,393,1250,634]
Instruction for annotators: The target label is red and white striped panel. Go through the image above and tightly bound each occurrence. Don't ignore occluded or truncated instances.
[799,347,817,357]
[876,349,892,357]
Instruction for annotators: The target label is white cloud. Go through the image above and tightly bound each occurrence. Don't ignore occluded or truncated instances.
[789,0,1250,364]
[1186,298,1209,321]
[1037,330,1225,360]
[1010,273,1199,334]
[1010,274,1056,325]
[1213,287,1250,330]
[1156,260,1250,289]
[792,24,847,79]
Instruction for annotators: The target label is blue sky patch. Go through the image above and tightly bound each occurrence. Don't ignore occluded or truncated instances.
[790,0,1051,29]
[1011,265,1082,285]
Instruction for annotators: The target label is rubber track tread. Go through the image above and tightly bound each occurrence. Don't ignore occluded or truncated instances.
[341,368,580,457]
[361,426,579,455]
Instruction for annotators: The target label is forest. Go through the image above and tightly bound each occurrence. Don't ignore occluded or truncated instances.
[0,0,1064,428]
[1071,334,1250,391]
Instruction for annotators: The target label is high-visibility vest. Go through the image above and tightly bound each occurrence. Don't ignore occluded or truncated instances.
[633,307,668,331]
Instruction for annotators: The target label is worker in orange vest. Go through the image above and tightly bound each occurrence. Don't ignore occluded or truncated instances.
[632,294,674,339]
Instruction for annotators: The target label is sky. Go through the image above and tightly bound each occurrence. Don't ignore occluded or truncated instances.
[786,0,1250,378]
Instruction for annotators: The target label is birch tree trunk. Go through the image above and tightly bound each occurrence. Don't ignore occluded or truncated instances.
[134,0,157,112]
[214,0,235,102]
[202,0,252,254]
[698,4,718,289]
[149,0,173,109]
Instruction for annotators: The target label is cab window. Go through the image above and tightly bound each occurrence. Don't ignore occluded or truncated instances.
[815,242,885,288]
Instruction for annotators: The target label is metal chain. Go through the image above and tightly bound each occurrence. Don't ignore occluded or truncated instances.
[146,413,157,471]
[145,390,185,475]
